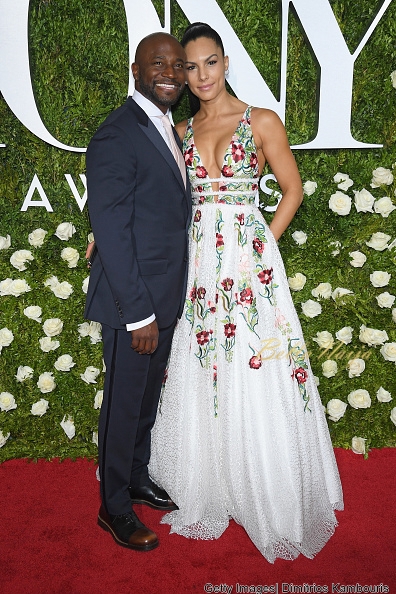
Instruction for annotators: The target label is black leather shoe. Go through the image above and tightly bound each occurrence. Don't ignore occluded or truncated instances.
[98,505,159,551]
[129,478,179,510]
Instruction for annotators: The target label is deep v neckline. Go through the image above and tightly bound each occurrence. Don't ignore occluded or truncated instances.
[191,106,250,178]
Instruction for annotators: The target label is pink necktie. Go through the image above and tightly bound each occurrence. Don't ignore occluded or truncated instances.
[160,114,186,187]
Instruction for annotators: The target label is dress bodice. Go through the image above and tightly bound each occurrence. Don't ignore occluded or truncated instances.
[183,105,260,206]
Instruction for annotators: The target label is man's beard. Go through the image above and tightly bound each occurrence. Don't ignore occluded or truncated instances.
[138,76,183,107]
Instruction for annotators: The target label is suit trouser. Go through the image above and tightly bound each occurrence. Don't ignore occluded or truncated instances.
[99,321,176,515]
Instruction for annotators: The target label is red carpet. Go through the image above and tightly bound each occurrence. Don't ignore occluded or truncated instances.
[1,449,395,594]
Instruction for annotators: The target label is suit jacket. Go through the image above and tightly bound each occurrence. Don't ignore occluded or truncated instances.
[84,97,191,330]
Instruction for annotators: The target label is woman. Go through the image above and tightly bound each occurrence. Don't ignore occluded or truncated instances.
[149,22,343,562]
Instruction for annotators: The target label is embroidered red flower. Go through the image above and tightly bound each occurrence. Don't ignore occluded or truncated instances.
[194,210,201,222]
[199,195,205,204]
[196,165,208,178]
[189,286,197,302]
[216,233,224,247]
[184,147,194,167]
[197,286,206,299]
[253,238,264,254]
[293,367,308,384]
[231,142,245,162]
[240,287,253,304]
[219,184,227,192]
[257,268,273,285]
[249,355,262,369]
[221,165,234,177]
[196,330,210,345]
[236,213,245,225]
[224,323,236,338]
[250,153,258,169]
[252,183,258,191]
[221,278,234,291]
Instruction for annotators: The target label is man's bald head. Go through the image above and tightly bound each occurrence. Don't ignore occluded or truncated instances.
[132,32,186,113]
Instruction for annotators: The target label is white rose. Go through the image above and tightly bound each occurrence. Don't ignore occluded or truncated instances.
[371,167,393,188]
[44,275,59,289]
[92,431,98,446]
[88,322,102,344]
[0,278,13,296]
[370,270,391,287]
[353,188,375,213]
[313,375,320,386]
[348,389,371,409]
[349,251,367,268]
[311,282,332,299]
[37,371,56,393]
[80,366,100,384]
[366,232,391,251]
[347,358,365,378]
[329,191,351,215]
[43,318,63,337]
[15,366,34,382]
[331,287,353,302]
[390,71,396,88]
[28,228,47,247]
[77,322,91,338]
[288,272,306,291]
[392,308,396,323]
[102,358,106,373]
[336,326,353,345]
[0,392,17,412]
[333,172,353,191]
[51,281,73,299]
[313,331,334,349]
[88,232,94,244]
[94,390,104,409]
[61,247,79,268]
[380,342,396,363]
[82,277,89,294]
[0,430,10,448]
[54,354,75,372]
[374,196,396,218]
[39,337,60,352]
[0,234,11,249]
[327,398,347,421]
[376,292,395,309]
[23,305,42,323]
[322,360,338,378]
[359,325,388,346]
[303,180,317,196]
[60,415,75,439]
[0,327,14,348]
[9,279,31,296]
[31,399,49,416]
[390,407,396,426]
[376,387,392,403]
[291,231,307,245]
[351,437,366,455]
[301,299,322,318]
[10,249,34,271]
[54,222,76,241]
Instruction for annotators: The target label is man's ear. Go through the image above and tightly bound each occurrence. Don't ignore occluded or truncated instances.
[131,62,139,81]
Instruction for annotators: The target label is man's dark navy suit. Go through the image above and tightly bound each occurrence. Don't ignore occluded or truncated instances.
[85,97,191,515]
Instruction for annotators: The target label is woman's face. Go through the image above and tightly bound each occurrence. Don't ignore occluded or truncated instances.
[184,36,228,101]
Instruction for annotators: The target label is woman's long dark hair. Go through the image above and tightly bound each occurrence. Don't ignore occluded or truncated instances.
[181,22,225,117]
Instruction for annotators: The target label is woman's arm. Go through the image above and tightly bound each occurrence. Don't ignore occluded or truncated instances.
[252,109,303,241]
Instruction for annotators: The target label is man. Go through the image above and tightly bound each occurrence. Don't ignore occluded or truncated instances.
[85,32,191,551]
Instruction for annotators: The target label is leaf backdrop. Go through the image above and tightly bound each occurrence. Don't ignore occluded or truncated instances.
[0,0,395,461]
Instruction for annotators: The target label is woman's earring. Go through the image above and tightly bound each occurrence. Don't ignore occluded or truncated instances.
[225,68,229,78]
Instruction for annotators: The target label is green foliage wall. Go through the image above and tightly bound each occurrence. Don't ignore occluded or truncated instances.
[0,0,395,461]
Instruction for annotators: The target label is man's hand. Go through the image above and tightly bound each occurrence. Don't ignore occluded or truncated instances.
[131,321,159,354]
